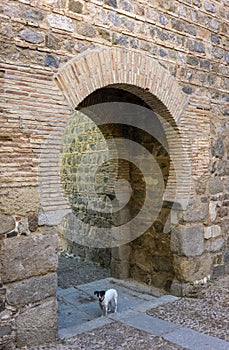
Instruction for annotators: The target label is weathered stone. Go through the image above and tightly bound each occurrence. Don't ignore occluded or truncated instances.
[213,47,224,59]
[159,13,168,25]
[173,253,212,282]
[185,25,196,36]
[182,85,192,94]
[2,3,22,17]
[194,41,205,53]
[111,259,129,279]
[200,59,211,70]
[18,218,29,235]
[7,273,57,306]
[45,34,61,50]
[186,55,199,66]
[108,12,121,26]
[104,0,117,8]
[98,28,110,41]
[25,8,44,20]
[205,237,225,252]
[112,33,129,46]
[112,245,131,261]
[0,188,40,216]
[209,201,217,221]
[204,225,221,239]
[225,52,229,64]
[171,225,204,257]
[212,138,224,158]
[0,297,5,312]
[209,18,220,30]
[68,0,83,13]
[0,214,15,234]
[1,233,58,283]
[121,18,134,32]
[209,177,223,194]
[16,298,57,347]
[0,325,12,339]
[183,203,208,222]
[76,23,97,37]
[28,213,38,232]
[48,14,74,32]
[212,264,225,279]
[45,54,60,68]
[130,38,138,49]
[204,1,216,13]
[19,29,43,44]
[211,33,220,44]
[171,19,183,32]
[120,0,133,12]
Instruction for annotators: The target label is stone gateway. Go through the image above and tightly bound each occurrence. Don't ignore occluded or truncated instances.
[0,0,228,348]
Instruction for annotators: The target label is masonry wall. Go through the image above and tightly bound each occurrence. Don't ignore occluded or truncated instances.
[0,0,228,348]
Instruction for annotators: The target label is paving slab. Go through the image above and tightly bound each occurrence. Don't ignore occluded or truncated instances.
[163,327,229,350]
[58,316,113,339]
[117,313,180,336]
[57,278,179,332]
[57,277,228,350]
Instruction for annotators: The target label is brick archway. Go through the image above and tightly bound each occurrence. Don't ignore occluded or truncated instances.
[43,46,196,292]
[55,47,188,123]
[40,47,193,220]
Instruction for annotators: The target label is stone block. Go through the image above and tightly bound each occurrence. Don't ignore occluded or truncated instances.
[1,233,58,283]
[205,237,225,252]
[111,259,129,279]
[75,23,97,38]
[173,253,212,282]
[0,187,40,216]
[0,214,15,235]
[19,29,43,44]
[183,203,208,222]
[209,177,223,194]
[171,225,204,257]
[111,245,131,261]
[16,297,57,347]
[0,325,12,337]
[204,225,221,239]
[7,273,57,306]
[212,265,225,279]
[48,14,74,32]
[68,0,83,13]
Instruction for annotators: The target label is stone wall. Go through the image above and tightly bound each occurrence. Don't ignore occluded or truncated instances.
[0,0,228,347]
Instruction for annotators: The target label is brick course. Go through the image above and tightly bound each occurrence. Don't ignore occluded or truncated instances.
[0,0,228,347]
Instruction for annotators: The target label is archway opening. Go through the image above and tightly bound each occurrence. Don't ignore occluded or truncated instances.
[57,85,175,293]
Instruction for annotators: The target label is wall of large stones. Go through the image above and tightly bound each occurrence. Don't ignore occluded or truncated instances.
[0,0,228,346]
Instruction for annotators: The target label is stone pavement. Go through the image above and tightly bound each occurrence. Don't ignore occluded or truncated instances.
[57,278,229,350]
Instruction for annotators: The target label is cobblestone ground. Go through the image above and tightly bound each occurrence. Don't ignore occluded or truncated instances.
[27,322,185,350]
[22,255,228,350]
[57,254,111,288]
[147,275,229,342]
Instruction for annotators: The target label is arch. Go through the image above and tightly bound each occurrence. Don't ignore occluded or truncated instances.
[39,47,193,228]
[54,47,188,124]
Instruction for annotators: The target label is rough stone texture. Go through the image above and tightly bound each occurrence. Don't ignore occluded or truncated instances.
[6,273,57,306]
[171,225,204,257]
[209,177,223,194]
[0,214,15,235]
[0,0,228,346]
[15,297,57,347]
[1,233,58,283]
[19,29,44,44]
[173,253,213,282]
[47,14,74,32]
[183,203,208,222]
[204,225,221,239]
[0,188,40,216]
